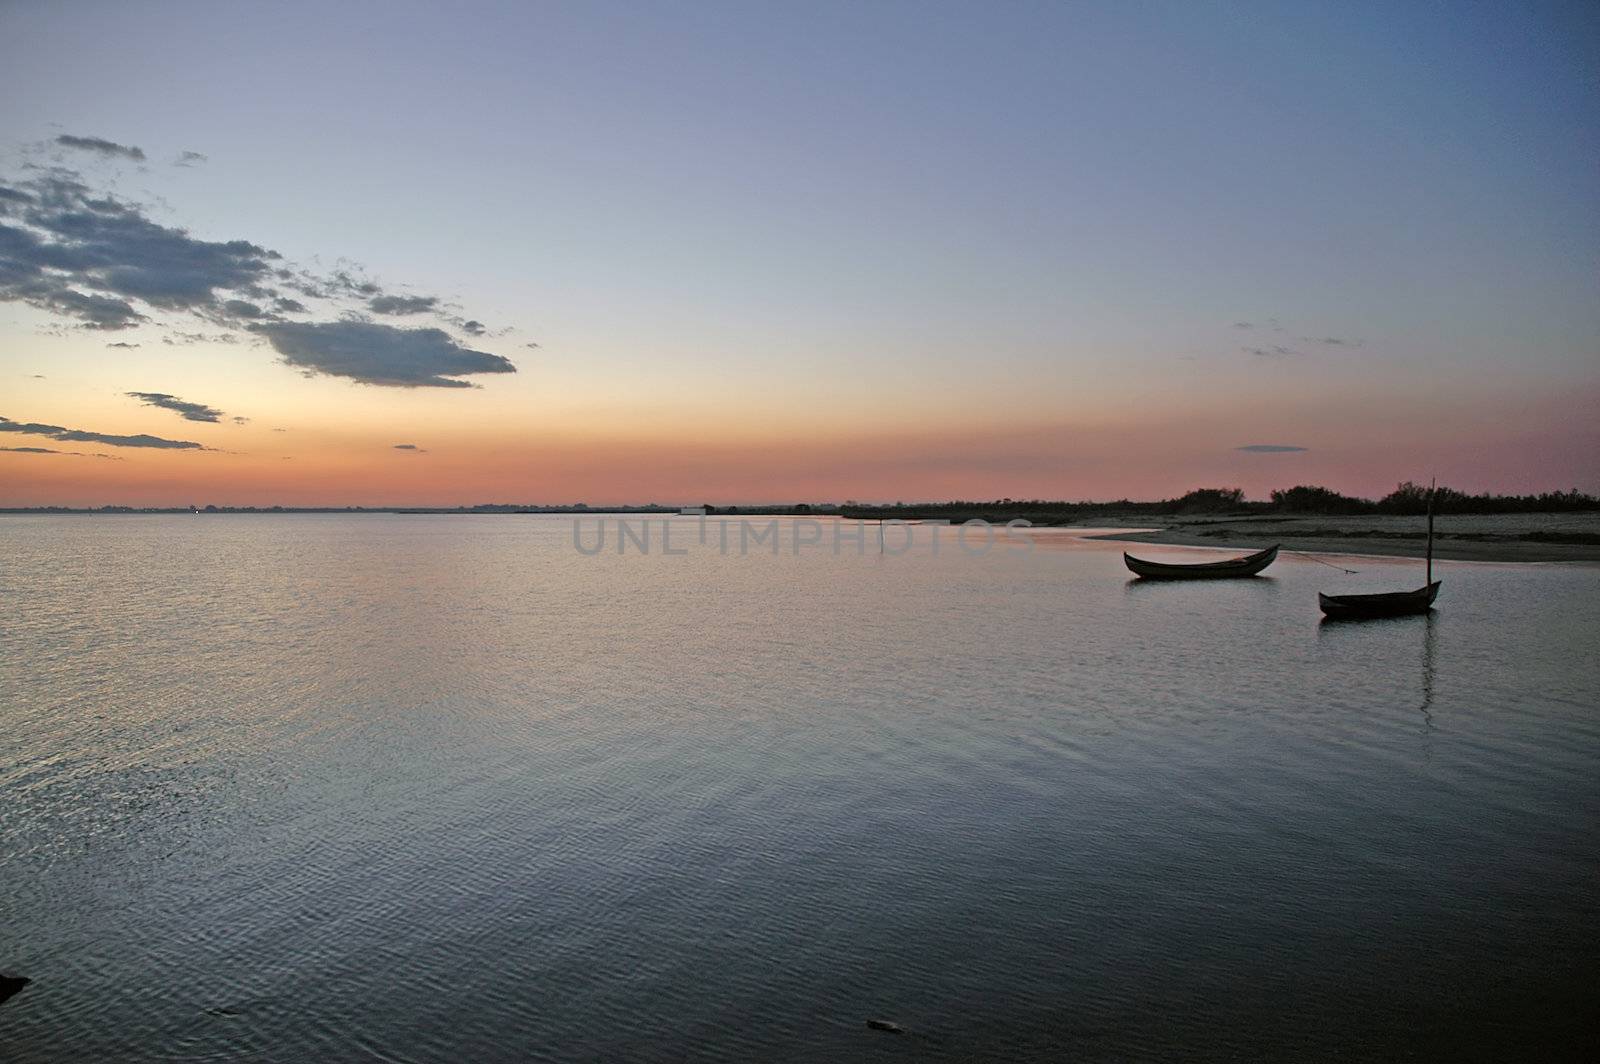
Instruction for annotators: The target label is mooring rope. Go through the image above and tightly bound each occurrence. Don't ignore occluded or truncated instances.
[1285,548,1358,574]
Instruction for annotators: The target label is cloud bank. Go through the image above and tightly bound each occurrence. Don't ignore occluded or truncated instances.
[369,294,438,315]
[126,391,225,422]
[0,169,278,330]
[257,321,515,388]
[1,414,203,449]
[1236,444,1308,453]
[1,445,121,459]
[55,135,146,162]
[1,143,520,389]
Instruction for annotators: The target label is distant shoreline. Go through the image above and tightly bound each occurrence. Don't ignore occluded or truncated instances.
[3,506,1597,562]
[1076,514,1600,564]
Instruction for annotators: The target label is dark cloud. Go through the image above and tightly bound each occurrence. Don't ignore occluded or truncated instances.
[0,170,278,329]
[393,443,426,452]
[308,269,382,299]
[1,445,121,459]
[106,341,140,348]
[3,268,147,328]
[222,299,267,319]
[232,416,250,425]
[0,156,520,386]
[369,294,438,315]
[1,414,203,449]
[1233,318,1359,352]
[1236,444,1308,453]
[174,151,208,167]
[56,135,146,162]
[54,290,145,330]
[126,391,225,422]
[255,321,516,388]
[525,341,541,349]
[163,330,237,345]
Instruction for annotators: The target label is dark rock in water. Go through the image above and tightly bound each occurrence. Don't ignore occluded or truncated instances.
[0,974,30,1006]
[866,1019,904,1034]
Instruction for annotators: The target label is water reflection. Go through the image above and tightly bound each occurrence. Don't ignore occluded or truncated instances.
[1420,613,1437,710]
[1316,605,1436,627]
[1418,611,1437,738]
[1123,575,1280,592]
[1316,605,1440,736]
[2,516,1597,1063]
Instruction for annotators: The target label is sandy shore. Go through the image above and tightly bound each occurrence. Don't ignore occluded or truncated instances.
[1075,512,1600,563]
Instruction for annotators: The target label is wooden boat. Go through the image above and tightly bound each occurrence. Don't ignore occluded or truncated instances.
[1319,581,1441,619]
[1124,544,1278,580]
[1317,479,1441,619]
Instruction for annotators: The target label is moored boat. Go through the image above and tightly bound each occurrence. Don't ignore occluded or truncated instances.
[1124,544,1279,580]
[1318,581,1441,620]
[1317,478,1442,619]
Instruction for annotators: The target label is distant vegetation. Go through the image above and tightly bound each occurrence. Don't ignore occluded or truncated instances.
[5,484,1596,520]
[1267,485,1371,514]
[838,483,1600,524]
[1272,481,1600,516]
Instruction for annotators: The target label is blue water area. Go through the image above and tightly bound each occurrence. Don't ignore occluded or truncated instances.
[2,516,1596,1061]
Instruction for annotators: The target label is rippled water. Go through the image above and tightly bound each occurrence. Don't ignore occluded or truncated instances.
[2,515,1597,1061]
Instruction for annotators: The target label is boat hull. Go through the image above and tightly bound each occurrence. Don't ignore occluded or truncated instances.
[1124,544,1279,580]
[1318,581,1441,619]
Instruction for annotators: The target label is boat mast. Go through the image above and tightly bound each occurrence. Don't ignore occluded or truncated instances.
[1426,476,1435,585]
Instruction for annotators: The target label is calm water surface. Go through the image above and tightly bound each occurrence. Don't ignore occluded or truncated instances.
[2,515,1597,1061]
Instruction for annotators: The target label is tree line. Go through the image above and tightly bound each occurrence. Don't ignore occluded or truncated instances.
[1267,482,1599,515]
[839,483,1599,522]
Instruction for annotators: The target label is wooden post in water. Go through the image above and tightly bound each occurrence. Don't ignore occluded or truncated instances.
[1426,476,1435,585]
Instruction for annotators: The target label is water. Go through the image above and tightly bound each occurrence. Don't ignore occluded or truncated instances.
[2,515,1597,1061]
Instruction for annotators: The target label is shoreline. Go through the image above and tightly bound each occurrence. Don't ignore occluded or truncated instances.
[1078,514,1600,564]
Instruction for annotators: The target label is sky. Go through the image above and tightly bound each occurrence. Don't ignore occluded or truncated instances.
[1,0,1596,506]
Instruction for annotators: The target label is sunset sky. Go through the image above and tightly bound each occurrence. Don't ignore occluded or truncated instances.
[2,0,1596,507]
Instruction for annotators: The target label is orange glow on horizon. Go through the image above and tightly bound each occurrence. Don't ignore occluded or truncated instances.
[5,379,1596,509]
